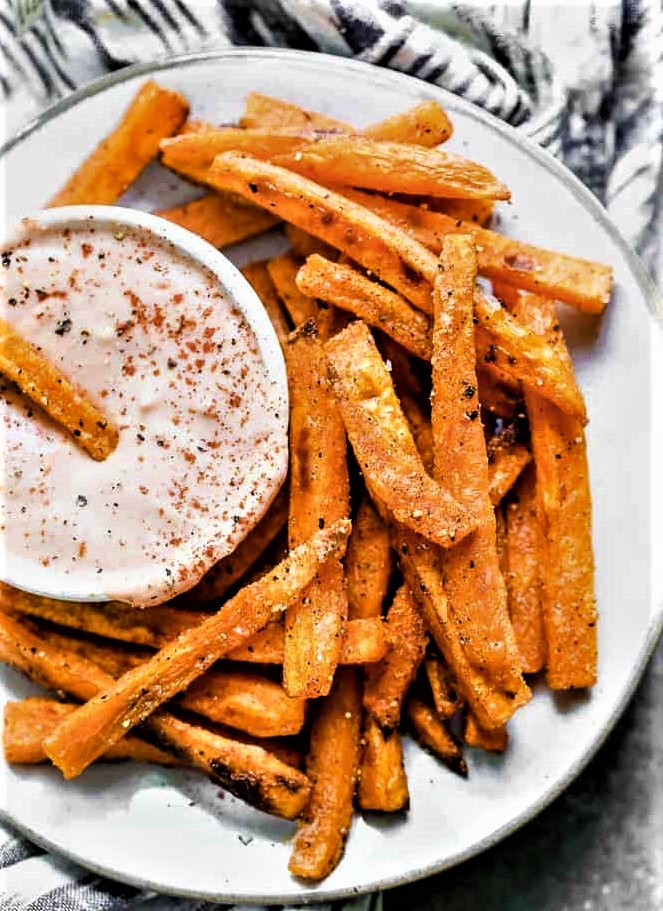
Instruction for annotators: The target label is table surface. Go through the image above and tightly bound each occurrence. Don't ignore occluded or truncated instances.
[385,640,662,911]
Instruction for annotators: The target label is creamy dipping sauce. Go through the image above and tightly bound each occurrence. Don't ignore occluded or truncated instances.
[0,215,287,606]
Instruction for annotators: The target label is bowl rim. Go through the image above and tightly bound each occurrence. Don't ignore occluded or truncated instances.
[0,46,661,906]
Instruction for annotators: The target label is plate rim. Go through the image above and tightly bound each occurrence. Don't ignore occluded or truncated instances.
[1,46,662,906]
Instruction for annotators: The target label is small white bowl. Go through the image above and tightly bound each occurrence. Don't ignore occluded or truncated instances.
[0,205,289,604]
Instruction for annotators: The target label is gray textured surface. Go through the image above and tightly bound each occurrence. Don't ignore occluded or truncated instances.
[385,640,663,911]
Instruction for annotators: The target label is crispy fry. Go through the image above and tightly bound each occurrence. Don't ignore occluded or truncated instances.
[268,253,319,326]
[207,155,438,313]
[433,198,494,226]
[488,442,532,505]
[346,497,392,621]
[289,667,362,880]
[357,716,409,812]
[425,654,464,720]
[363,586,426,730]
[406,698,467,777]
[49,80,188,206]
[186,486,289,603]
[4,698,177,766]
[477,364,522,418]
[240,261,292,343]
[340,189,612,313]
[277,138,510,200]
[156,193,278,249]
[474,292,587,423]
[161,128,310,171]
[431,236,528,721]
[464,712,508,752]
[504,465,546,674]
[296,255,432,359]
[284,324,350,698]
[42,520,351,778]
[227,617,387,665]
[240,92,350,132]
[0,583,205,648]
[285,224,337,259]
[505,290,596,689]
[400,391,434,473]
[363,100,452,146]
[0,318,118,461]
[326,321,473,548]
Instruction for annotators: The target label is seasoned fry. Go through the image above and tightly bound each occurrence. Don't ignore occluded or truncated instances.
[277,138,510,200]
[0,582,206,648]
[477,364,522,419]
[227,617,387,665]
[357,717,409,812]
[346,497,392,621]
[0,318,118,461]
[363,100,452,146]
[296,256,432,359]
[156,193,278,249]
[406,699,467,777]
[285,224,337,259]
[431,236,528,720]
[285,324,350,698]
[340,189,612,313]
[186,485,289,603]
[326,321,473,548]
[43,520,351,778]
[363,586,426,731]
[207,154,438,313]
[4,699,178,766]
[504,465,546,674]
[464,712,508,752]
[240,261,292,343]
[505,290,596,689]
[268,253,319,326]
[289,667,362,880]
[240,92,350,132]
[161,128,309,171]
[400,391,434,473]
[433,198,494,226]
[425,654,463,720]
[49,80,188,206]
[474,292,587,423]
[488,442,532,505]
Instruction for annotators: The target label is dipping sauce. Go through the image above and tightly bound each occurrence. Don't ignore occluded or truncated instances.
[0,215,287,606]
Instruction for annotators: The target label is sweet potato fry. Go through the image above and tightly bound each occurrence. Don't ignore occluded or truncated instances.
[474,292,587,423]
[207,155,438,313]
[357,717,409,812]
[431,236,528,716]
[363,100,452,146]
[464,712,508,752]
[488,442,532,505]
[42,520,351,778]
[277,138,510,200]
[289,667,362,880]
[268,253,319,326]
[399,390,434,474]
[185,485,289,603]
[4,699,177,766]
[406,698,467,777]
[240,92,350,132]
[504,465,546,674]
[346,497,392,621]
[161,128,309,172]
[433,198,494,226]
[340,189,612,313]
[363,586,426,731]
[285,224,337,259]
[296,255,432,359]
[227,617,386,665]
[49,80,188,206]
[0,318,118,461]
[0,583,205,648]
[425,654,463,720]
[477,364,522,418]
[326,321,473,548]
[505,290,596,689]
[179,669,307,738]
[284,324,350,698]
[239,261,292,343]
[156,193,278,249]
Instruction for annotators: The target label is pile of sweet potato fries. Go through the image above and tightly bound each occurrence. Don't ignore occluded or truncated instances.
[0,81,612,881]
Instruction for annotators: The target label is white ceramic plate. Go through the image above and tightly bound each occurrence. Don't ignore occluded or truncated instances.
[0,49,661,905]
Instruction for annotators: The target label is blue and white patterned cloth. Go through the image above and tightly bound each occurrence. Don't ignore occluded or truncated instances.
[0,1,661,908]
